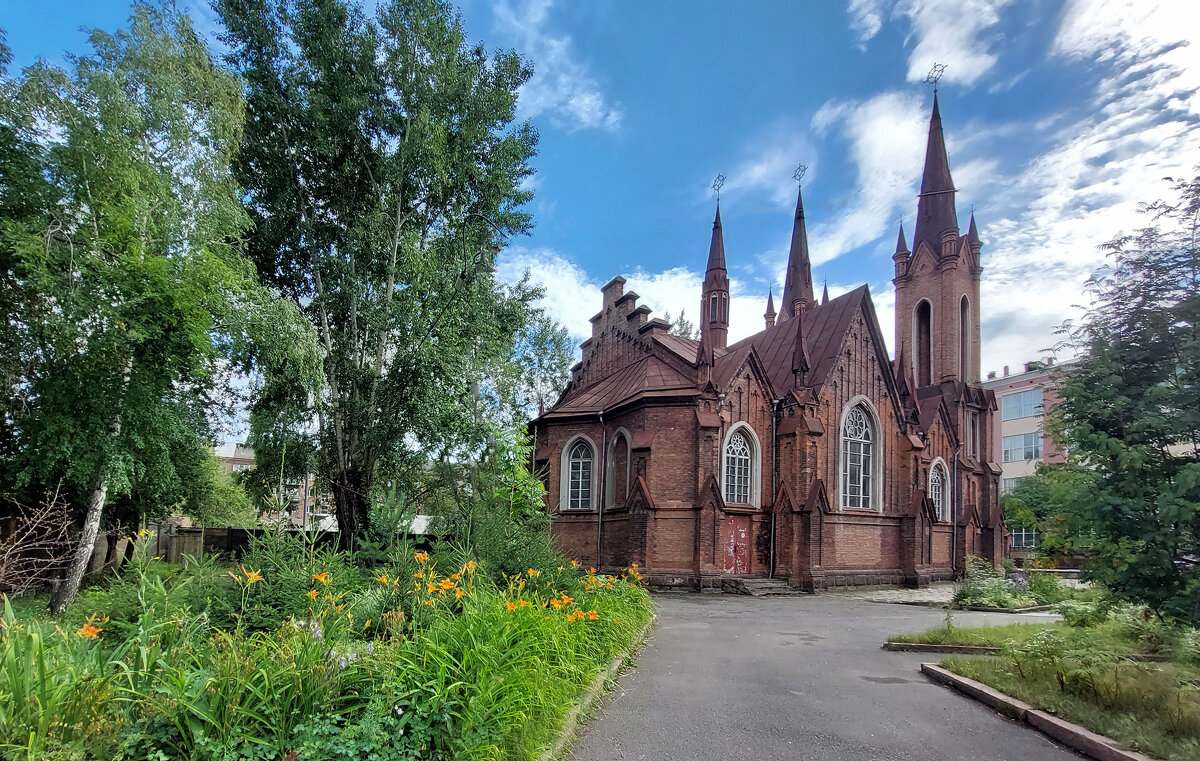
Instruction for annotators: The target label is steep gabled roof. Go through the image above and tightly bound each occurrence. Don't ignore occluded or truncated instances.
[724,285,869,397]
[541,356,696,419]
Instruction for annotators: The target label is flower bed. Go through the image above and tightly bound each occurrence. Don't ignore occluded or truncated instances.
[0,536,652,760]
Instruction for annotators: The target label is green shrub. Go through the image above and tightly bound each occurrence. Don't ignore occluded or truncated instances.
[1027,572,1072,605]
[952,556,1037,609]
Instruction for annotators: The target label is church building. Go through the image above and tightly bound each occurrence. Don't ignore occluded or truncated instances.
[530,96,1005,590]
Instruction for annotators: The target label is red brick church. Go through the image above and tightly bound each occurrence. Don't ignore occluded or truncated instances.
[530,96,1005,590]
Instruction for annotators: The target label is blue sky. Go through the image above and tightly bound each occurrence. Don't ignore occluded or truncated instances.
[6,0,1199,375]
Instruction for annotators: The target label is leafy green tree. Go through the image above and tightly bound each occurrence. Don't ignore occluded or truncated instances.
[1002,464,1096,559]
[481,310,575,426]
[0,5,318,614]
[217,0,539,545]
[662,309,698,339]
[1052,174,1200,621]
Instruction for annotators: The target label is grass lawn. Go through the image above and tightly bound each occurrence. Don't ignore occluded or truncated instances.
[943,655,1200,761]
[888,621,1053,647]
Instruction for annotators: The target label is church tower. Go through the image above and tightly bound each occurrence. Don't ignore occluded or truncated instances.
[698,204,729,365]
[892,94,983,387]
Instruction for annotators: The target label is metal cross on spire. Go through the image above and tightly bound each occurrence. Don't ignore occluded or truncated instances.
[711,173,727,202]
[922,62,948,92]
[792,163,808,184]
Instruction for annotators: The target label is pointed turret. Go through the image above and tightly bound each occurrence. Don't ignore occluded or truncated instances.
[764,288,776,329]
[791,306,810,385]
[698,204,730,364]
[778,184,814,322]
[913,94,958,257]
[895,223,909,255]
[821,280,829,305]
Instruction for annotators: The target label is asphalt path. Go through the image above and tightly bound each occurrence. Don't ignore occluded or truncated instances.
[568,593,1080,761]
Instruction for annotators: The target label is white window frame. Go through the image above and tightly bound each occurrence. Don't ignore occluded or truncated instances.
[559,435,598,511]
[1002,388,1044,421]
[929,458,948,522]
[1011,526,1040,549]
[1002,432,1042,463]
[839,397,883,511]
[1001,477,1025,494]
[720,422,761,508]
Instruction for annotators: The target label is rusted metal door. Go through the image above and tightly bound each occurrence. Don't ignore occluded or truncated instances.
[723,516,750,574]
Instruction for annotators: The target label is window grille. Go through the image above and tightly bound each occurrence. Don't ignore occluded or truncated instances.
[567,441,593,510]
[841,405,875,509]
[724,430,752,504]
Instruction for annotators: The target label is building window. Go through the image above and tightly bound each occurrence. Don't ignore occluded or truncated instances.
[710,294,719,321]
[914,300,932,386]
[1002,388,1044,421]
[1001,477,1025,494]
[1011,526,1040,549]
[960,296,970,380]
[723,429,753,505]
[968,412,980,459]
[841,404,876,510]
[1002,433,1042,463]
[567,441,594,510]
[930,461,948,521]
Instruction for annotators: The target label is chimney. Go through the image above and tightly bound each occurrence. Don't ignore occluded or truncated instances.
[1003,365,1009,377]
[986,371,996,380]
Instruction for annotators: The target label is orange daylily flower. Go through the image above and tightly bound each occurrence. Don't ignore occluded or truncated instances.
[313,572,331,585]
[414,551,429,563]
[455,587,465,600]
[451,573,461,581]
[586,610,599,620]
[527,568,540,577]
[614,618,620,623]
[240,564,264,584]
[427,583,438,594]
[374,574,389,584]
[424,599,435,606]
[570,560,578,567]
[77,622,102,638]
[414,571,424,579]
[466,560,476,572]
[505,600,518,611]
[440,578,454,590]
[306,589,319,600]
[518,599,531,608]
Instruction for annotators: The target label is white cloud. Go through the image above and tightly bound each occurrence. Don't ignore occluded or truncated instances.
[698,120,814,212]
[846,0,1015,85]
[970,0,1200,374]
[807,91,927,266]
[497,247,770,347]
[492,0,622,132]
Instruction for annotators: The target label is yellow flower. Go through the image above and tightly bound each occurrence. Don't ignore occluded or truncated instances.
[306,589,319,600]
[364,619,372,629]
[77,622,102,639]
[570,560,578,567]
[505,600,518,611]
[427,583,437,594]
[414,571,423,579]
[374,574,389,584]
[455,587,465,600]
[527,568,540,577]
[414,551,429,563]
[313,572,331,586]
[451,573,461,581]
[241,565,264,584]
[466,560,476,573]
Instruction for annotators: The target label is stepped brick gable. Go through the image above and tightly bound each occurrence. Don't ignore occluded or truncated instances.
[531,97,1004,590]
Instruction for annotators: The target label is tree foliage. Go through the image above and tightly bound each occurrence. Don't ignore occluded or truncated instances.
[1002,463,1097,559]
[0,4,317,612]
[480,310,574,427]
[217,0,540,544]
[1052,174,1200,621]
[662,309,698,340]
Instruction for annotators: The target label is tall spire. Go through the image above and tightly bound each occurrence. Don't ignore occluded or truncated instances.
[821,280,829,305]
[707,204,726,272]
[764,288,776,329]
[779,183,814,322]
[699,203,730,361]
[967,212,980,245]
[895,222,909,255]
[913,93,958,256]
[791,306,810,384]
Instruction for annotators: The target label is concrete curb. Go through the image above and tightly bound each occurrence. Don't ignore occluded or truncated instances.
[883,642,1001,655]
[538,613,656,761]
[920,663,1155,761]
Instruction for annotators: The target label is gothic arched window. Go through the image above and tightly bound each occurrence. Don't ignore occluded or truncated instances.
[566,440,594,510]
[841,404,877,510]
[914,299,933,386]
[723,428,753,505]
[930,461,948,521]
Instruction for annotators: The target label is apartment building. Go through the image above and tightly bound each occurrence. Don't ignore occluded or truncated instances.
[982,359,1069,554]
[213,443,336,530]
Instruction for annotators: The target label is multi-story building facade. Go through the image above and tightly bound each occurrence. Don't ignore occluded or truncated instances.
[213,443,335,530]
[982,360,1068,555]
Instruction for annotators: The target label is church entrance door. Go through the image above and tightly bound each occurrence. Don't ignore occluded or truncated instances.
[723,516,750,574]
